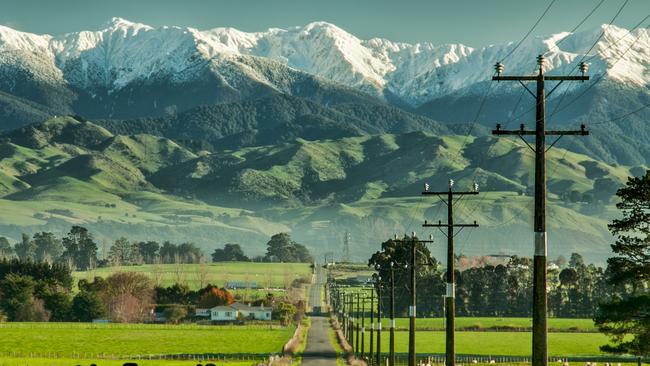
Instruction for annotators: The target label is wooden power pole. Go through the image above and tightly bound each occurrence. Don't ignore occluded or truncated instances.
[394,233,434,366]
[356,292,360,355]
[374,273,382,366]
[369,288,374,363]
[422,179,479,366]
[491,54,589,366]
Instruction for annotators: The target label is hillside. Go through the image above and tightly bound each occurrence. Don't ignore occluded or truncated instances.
[96,94,449,150]
[0,116,636,262]
[0,20,648,168]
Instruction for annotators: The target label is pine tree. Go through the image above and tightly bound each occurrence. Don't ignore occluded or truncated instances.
[595,170,650,355]
[14,234,36,261]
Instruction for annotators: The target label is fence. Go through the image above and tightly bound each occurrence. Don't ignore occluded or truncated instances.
[0,322,286,331]
[0,351,276,362]
[381,354,650,366]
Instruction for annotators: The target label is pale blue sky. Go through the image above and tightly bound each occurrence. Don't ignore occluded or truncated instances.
[1,0,648,47]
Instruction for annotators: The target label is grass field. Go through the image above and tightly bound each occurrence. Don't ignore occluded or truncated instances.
[376,317,596,332]
[0,323,294,357]
[73,262,312,290]
[0,359,254,366]
[362,331,610,356]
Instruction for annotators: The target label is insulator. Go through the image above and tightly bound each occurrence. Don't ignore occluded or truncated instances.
[494,62,505,75]
[579,61,589,75]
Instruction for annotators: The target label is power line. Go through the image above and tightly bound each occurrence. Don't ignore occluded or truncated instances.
[545,2,641,124]
[499,0,558,63]
[548,17,650,119]
[590,101,650,126]
[543,0,607,57]
[506,1,634,127]
[461,4,646,216]
[459,1,618,217]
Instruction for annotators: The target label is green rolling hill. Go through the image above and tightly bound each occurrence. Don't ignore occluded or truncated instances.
[0,115,639,262]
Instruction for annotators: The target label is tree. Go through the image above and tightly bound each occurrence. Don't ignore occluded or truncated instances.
[275,301,297,326]
[163,305,188,324]
[72,290,106,321]
[595,170,650,355]
[0,274,39,321]
[196,285,234,308]
[39,288,72,321]
[0,259,73,290]
[264,233,312,263]
[62,226,98,270]
[109,237,141,266]
[368,236,443,316]
[212,244,249,262]
[593,177,619,202]
[33,232,63,263]
[155,283,193,305]
[177,242,202,263]
[14,234,36,261]
[569,253,585,268]
[0,237,12,259]
[159,241,177,264]
[136,241,159,264]
[103,272,154,323]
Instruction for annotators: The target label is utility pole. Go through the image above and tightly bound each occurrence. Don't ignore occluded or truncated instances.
[491,55,589,366]
[356,292,360,355]
[373,273,382,366]
[369,288,374,364]
[389,261,396,366]
[394,233,434,366]
[361,294,366,359]
[349,293,354,348]
[343,232,351,263]
[408,234,416,366]
[343,292,347,340]
[423,179,479,366]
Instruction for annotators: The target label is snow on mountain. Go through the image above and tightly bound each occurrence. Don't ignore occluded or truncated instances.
[0,18,648,106]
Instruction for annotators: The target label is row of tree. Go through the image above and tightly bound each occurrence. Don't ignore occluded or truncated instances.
[366,170,650,356]
[0,258,301,325]
[211,233,313,263]
[368,244,607,318]
[108,239,203,266]
[1,229,313,270]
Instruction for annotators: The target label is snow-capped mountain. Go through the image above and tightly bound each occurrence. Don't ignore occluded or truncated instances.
[0,18,648,108]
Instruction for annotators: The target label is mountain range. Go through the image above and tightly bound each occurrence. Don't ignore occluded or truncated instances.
[0,19,648,261]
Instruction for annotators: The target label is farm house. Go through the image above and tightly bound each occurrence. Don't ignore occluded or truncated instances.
[195,302,272,321]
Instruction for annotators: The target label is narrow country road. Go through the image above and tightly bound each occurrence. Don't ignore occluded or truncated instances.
[302,264,338,366]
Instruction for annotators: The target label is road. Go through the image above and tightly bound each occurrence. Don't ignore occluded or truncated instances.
[309,264,324,312]
[302,264,337,366]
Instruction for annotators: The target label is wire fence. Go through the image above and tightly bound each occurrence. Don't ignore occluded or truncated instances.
[0,322,287,331]
[383,354,649,366]
[0,351,277,362]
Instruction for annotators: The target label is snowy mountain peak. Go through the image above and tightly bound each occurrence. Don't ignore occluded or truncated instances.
[104,17,152,33]
[0,19,647,106]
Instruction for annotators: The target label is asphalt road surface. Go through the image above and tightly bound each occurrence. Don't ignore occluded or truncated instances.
[303,265,337,366]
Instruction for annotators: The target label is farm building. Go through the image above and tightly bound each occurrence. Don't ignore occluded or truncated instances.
[225,281,260,289]
[231,302,272,320]
[210,306,238,321]
[195,302,272,321]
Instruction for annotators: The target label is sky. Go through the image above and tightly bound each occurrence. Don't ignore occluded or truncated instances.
[0,0,648,47]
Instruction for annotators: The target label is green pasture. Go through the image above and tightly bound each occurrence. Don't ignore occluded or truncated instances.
[362,330,610,356]
[374,317,597,332]
[0,322,294,357]
[0,359,254,366]
[73,262,312,290]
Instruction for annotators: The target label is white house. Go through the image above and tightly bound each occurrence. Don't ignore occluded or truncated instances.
[195,302,273,321]
[195,308,210,317]
[231,302,272,321]
[210,306,238,321]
